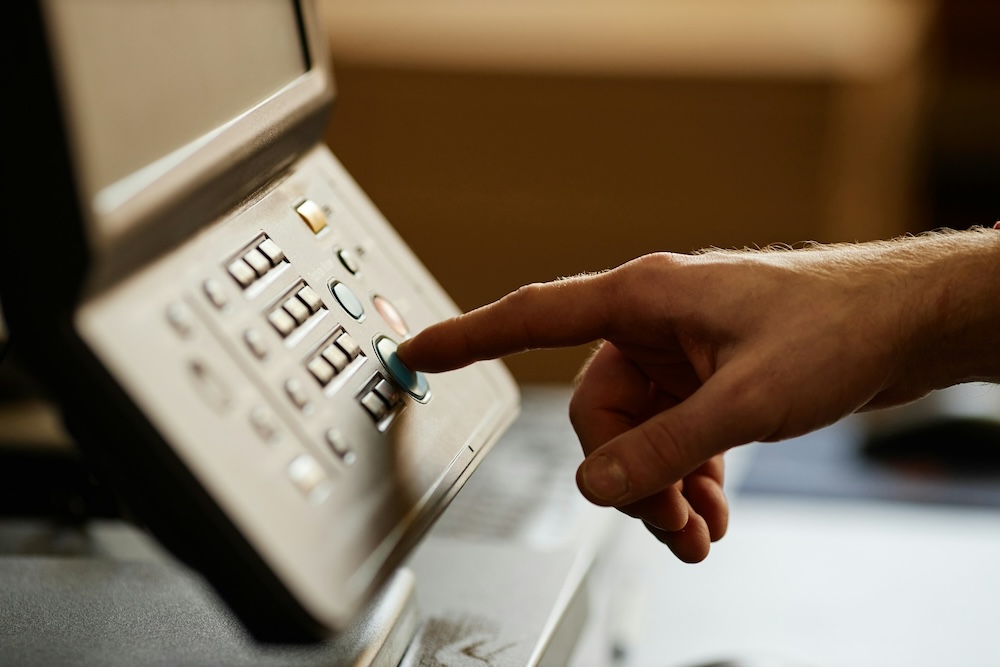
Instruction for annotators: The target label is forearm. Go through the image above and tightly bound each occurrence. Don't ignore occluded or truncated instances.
[889,227,1000,395]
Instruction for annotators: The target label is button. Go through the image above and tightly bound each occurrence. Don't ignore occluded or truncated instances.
[324,429,357,466]
[243,248,271,277]
[334,332,361,360]
[373,295,409,337]
[321,343,349,372]
[227,259,256,287]
[337,249,360,275]
[374,336,429,401]
[166,303,194,338]
[374,377,399,406]
[283,296,310,324]
[244,329,268,359]
[295,199,327,234]
[307,356,335,385]
[267,308,297,337]
[360,391,389,420]
[187,360,232,414]
[288,455,328,499]
[258,238,285,265]
[249,407,280,444]
[203,279,228,310]
[330,281,364,321]
[297,285,324,313]
[285,378,310,410]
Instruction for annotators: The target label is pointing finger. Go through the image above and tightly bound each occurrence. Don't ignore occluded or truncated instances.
[398,271,620,372]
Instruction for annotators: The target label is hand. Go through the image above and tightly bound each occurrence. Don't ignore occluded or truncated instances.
[398,230,1000,561]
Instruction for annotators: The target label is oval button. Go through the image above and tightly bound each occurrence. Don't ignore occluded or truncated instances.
[373,295,409,337]
[373,336,429,401]
[329,281,365,321]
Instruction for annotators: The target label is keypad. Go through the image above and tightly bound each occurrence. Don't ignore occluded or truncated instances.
[227,235,287,289]
[267,282,327,338]
[306,330,363,387]
[197,202,435,514]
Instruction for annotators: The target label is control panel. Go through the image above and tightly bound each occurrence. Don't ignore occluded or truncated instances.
[74,145,519,631]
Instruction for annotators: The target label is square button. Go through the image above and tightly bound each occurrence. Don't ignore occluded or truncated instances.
[203,279,228,309]
[325,429,357,466]
[285,378,310,410]
[288,455,327,498]
[244,329,268,359]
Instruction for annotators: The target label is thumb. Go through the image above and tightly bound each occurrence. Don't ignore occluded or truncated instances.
[576,366,772,506]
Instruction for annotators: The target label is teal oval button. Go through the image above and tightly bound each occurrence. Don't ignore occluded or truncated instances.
[374,336,429,401]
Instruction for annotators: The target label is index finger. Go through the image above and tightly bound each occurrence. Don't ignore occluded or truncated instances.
[397,271,620,372]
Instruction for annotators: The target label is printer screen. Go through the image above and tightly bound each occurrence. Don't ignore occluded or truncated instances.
[44,0,307,212]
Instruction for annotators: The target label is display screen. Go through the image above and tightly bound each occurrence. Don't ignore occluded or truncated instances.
[46,0,307,212]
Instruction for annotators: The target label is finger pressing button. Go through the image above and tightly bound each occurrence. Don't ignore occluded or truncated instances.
[374,335,429,401]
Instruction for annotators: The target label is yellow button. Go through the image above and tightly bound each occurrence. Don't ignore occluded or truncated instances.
[295,199,327,234]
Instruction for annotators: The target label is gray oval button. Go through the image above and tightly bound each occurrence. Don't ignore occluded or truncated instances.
[373,335,429,401]
[329,281,365,321]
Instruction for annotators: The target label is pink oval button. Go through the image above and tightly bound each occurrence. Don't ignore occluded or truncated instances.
[373,295,409,337]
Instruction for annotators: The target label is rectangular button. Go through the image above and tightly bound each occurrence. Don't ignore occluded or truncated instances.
[374,378,399,406]
[321,343,349,372]
[243,248,271,277]
[335,333,361,360]
[257,238,285,265]
[298,285,324,313]
[307,356,335,385]
[283,296,311,324]
[360,392,388,420]
[227,259,256,287]
[267,308,297,336]
[295,199,327,234]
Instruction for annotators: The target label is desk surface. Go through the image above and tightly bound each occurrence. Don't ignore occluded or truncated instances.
[571,434,1000,667]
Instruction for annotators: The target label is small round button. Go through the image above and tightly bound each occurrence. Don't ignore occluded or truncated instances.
[329,281,365,321]
[373,335,429,401]
[337,249,360,275]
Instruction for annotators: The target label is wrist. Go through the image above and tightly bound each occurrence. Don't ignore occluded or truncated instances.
[894,228,1000,393]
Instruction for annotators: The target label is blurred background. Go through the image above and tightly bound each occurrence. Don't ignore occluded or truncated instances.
[320,0,999,383]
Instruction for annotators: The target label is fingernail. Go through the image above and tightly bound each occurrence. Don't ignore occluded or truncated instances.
[579,454,629,502]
